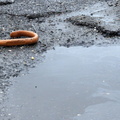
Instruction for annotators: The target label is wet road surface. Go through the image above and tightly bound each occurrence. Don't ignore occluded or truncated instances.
[1,46,120,120]
[0,0,119,80]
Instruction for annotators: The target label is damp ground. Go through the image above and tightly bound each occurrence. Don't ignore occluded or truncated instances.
[0,0,120,120]
[1,46,120,120]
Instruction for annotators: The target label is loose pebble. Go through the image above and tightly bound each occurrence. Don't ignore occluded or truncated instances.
[31,57,35,60]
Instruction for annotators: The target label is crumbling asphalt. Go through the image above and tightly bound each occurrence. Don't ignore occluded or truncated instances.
[0,0,119,92]
[0,0,14,5]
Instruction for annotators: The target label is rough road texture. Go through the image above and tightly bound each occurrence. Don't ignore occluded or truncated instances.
[0,0,14,5]
[0,0,119,104]
[67,15,120,37]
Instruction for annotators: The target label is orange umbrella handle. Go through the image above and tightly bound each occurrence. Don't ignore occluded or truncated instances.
[0,30,39,46]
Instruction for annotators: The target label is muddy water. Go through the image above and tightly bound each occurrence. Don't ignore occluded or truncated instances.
[1,46,120,120]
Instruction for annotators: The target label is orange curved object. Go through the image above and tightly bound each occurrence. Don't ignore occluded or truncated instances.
[0,30,39,46]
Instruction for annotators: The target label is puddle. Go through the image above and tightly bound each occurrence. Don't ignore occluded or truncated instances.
[1,46,120,120]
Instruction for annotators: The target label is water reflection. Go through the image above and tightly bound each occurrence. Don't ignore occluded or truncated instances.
[1,46,120,120]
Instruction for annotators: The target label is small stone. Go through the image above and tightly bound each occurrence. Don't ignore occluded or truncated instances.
[106,93,110,95]
[2,27,5,31]
[31,57,35,60]
[8,50,12,52]
[20,46,24,49]
[77,114,81,116]
[94,27,97,31]
[0,91,3,94]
